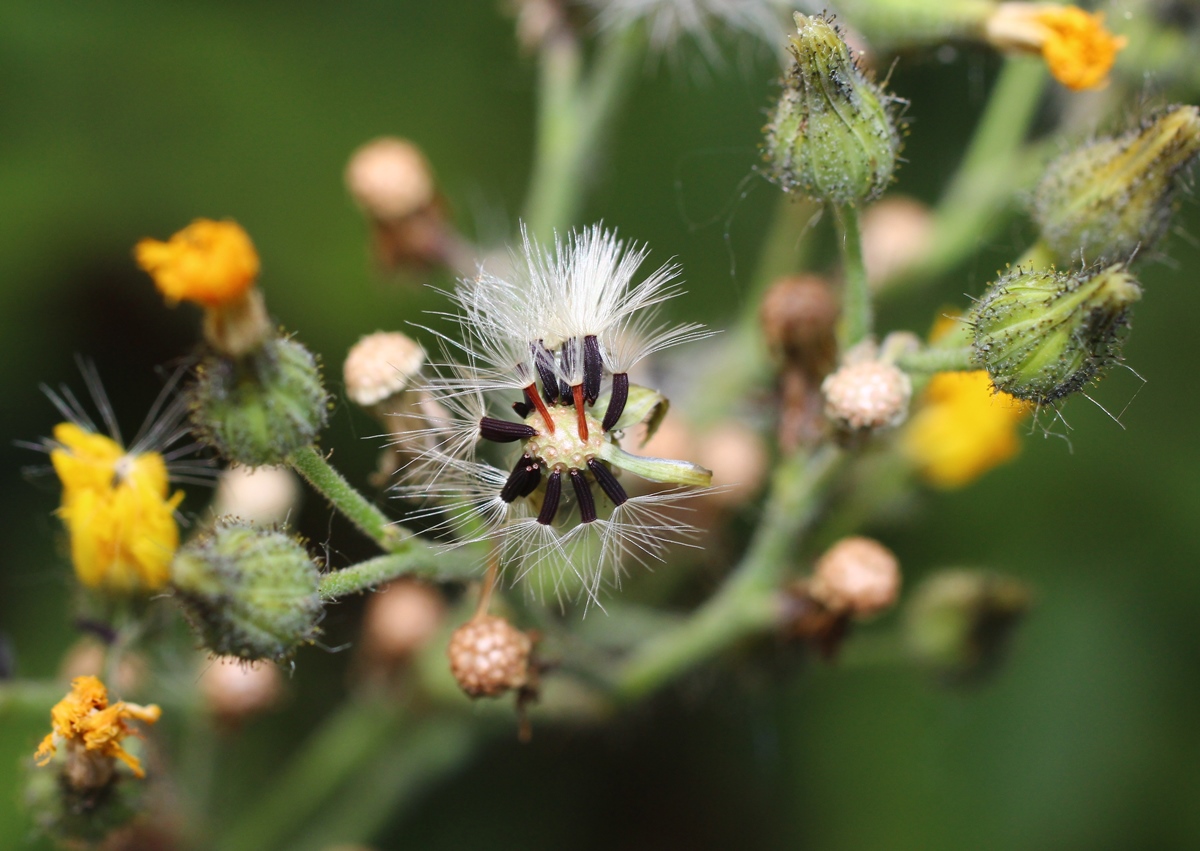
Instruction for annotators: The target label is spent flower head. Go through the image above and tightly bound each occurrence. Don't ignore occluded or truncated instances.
[398,223,713,603]
[985,3,1127,91]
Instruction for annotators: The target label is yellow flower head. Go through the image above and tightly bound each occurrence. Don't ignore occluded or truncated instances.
[902,371,1033,488]
[35,676,162,779]
[50,422,184,593]
[987,3,1127,91]
[135,219,259,308]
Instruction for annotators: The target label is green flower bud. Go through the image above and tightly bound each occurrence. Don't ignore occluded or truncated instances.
[764,13,901,206]
[24,759,141,845]
[190,335,330,467]
[172,519,323,662]
[904,570,1032,683]
[1033,105,1200,265]
[969,263,1141,405]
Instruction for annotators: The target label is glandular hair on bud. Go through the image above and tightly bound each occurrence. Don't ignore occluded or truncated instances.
[190,336,330,467]
[764,13,901,206]
[1033,105,1200,265]
[970,264,1141,405]
[172,520,323,663]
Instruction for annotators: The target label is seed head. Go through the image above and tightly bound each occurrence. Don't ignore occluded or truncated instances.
[810,536,901,618]
[344,331,426,407]
[345,138,436,222]
[447,615,533,698]
[822,358,912,432]
[760,274,839,371]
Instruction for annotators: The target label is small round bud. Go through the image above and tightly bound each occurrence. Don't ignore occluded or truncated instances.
[447,615,532,698]
[343,331,426,407]
[211,465,302,527]
[760,275,839,370]
[810,536,901,618]
[764,13,901,205]
[172,520,323,662]
[361,579,446,661]
[822,359,912,431]
[191,337,331,467]
[861,195,933,286]
[345,138,436,222]
[970,263,1141,404]
[198,656,284,721]
[1033,105,1200,266]
[904,569,1032,682]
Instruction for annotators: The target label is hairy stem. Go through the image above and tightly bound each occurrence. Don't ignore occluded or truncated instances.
[898,345,976,374]
[834,204,871,350]
[318,549,477,600]
[288,446,410,553]
[615,446,844,701]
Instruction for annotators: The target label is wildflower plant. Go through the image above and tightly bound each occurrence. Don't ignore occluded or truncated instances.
[10,3,1200,849]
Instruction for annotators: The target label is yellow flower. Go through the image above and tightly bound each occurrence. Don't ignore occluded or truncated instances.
[986,3,1127,91]
[135,219,259,308]
[35,676,161,779]
[50,422,183,593]
[902,371,1033,488]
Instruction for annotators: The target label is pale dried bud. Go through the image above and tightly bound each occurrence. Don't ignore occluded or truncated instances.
[861,196,934,287]
[344,331,426,407]
[447,615,532,698]
[361,579,446,660]
[198,656,283,720]
[811,536,901,617]
[696,421,768,506]
[345,138,436,222]
[822,359,912,431]
[211,465,301,526]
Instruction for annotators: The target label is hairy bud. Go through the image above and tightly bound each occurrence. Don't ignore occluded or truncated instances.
[172,520,323,662]
[190,337,330,467]
[970,264,1141,404]
[764,13,901,205]
[904,569,1032,682]
[1033,105,1200,266]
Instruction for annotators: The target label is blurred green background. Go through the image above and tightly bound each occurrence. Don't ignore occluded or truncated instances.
[3,1,1200,849]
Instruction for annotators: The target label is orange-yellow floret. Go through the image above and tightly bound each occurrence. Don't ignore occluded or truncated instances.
[35,676,162,778]
[51,423,183,593]
[135,219,259,307]
[986,4,1127,91]
[902,371,1033,488]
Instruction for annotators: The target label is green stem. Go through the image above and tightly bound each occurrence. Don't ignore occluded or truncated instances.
[615,446,843,701]
[834,204,871,350]
[318,549,478,600]
[882,58,1048,294]
[522,27,644,239]
[288,445,410,553]
[897,345,975,374]
[220,698,401,851]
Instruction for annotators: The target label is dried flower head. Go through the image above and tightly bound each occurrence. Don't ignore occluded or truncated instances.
[35,676,161,782]
[985,3,1127,91]
[810,536,901,618]
[447,615,533,698]
[822,358,912,432]
[398,224,712,602]
[344,331,427,407]
[345,137,437,222]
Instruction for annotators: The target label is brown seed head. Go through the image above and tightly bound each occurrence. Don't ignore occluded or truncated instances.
[811,536,901,618]
[759,275,840,368]
[447,615,532,698]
